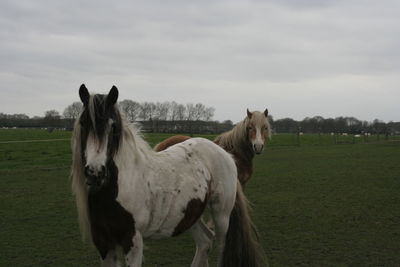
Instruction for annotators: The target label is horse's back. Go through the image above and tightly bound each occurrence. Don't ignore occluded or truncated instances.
[154,135,191,152]
[172,137,234,164]
[158,137,237,193]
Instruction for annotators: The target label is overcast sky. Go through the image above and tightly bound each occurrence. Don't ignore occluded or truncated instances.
[1,0,399,123]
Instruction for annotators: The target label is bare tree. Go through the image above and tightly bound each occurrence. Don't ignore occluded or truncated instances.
[175,104,186,121]
[63,102,83,120]
[119,99,141,122]
[186,103,196,121]
[139,102,157,120]
[203,107,215,121]
[44,109,61,119]
[169,101,178,121]
[139,102,151,120]
[154,102,171,121]
[148,102,156,120]
[192,103,206,120]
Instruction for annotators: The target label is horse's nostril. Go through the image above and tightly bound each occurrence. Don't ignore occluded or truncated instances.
[85,165,106,179]
[84,166,91,177]
[98,166,106,177]
[253,144,264,154]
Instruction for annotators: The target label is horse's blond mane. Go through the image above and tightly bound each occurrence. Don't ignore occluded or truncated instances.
[215,119,249,152]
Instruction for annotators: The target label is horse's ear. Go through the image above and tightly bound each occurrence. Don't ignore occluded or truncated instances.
[264,108,268,117]
[246,108,252,119]
[106,85,119,108]
[79,84,90,106]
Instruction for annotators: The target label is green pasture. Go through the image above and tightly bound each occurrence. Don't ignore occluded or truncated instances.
[0,129,399,266]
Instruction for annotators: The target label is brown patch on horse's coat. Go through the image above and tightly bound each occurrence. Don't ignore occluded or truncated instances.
[154,135,191,152]
[172,196,208,236]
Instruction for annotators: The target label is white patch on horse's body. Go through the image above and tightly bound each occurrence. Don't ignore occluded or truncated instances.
[115,135,236,238]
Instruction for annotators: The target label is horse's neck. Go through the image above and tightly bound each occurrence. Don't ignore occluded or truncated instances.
[113,134,155,210]
[116,127,157,178]
[236,139,254,164]
[220,122,254,163]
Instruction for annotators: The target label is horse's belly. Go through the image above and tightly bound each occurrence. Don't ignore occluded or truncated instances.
[142,176,210,239]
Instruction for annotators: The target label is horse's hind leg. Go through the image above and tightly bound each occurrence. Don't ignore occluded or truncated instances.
[190,220,214,267]
[212,211,231,263]
[210,191,236,265]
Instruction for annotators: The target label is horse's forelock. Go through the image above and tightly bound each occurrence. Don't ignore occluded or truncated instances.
[78,94,123,159]
[88,94,106,139]
[250,111,271,137]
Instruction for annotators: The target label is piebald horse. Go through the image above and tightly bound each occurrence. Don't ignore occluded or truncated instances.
[71,85,265,267]
[154,109,271,187]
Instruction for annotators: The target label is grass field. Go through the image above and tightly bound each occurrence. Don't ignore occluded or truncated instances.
[1,129,399,266]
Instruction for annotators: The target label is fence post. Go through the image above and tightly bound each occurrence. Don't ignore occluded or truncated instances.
[318,128,322,145]
[297,127,301,146]
[334,129,337,145]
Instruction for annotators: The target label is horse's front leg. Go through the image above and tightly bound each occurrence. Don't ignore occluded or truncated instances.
[100,250,121,267]
[124,231,144,267]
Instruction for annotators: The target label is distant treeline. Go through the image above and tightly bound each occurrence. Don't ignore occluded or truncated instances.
[271,116,400,135]
[0,115,234,134]
[1,100,215,122]
[0,98,233,134]
[61,100,216,122]
[1,108,400,135]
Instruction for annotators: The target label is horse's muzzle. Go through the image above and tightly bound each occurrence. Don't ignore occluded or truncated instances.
[84,165,106,186]
[253,144,264,154]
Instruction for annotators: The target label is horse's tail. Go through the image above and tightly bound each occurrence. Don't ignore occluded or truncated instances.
[221,182,267,267]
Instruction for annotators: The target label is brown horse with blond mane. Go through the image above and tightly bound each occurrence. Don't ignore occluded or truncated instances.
[154,109,271,187]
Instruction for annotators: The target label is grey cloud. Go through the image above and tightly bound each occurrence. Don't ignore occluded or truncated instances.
[0,0,399,122]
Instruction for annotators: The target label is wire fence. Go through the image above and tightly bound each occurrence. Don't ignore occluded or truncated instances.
[268,133,400,147]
